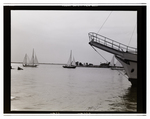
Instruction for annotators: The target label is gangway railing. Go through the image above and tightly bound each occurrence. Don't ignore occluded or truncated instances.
[88,32,137,53]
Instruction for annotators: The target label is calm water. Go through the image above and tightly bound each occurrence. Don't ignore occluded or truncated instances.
[11,63,137,112]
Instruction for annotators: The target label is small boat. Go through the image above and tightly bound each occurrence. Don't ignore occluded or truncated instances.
[11,66,14,69]
[99,62,110,68]
[18,67,23,70]
[63,50,76,69]
[23,49,39,67]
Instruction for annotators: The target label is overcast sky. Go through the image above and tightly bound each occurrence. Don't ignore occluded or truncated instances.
[11,10,137,65]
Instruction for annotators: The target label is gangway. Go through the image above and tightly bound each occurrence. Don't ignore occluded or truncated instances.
[88,32,137,60]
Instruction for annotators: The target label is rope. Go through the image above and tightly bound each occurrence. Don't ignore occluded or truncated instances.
[91,45,109,63]
[97,11,113,34]
[128,24,136,47]
[90,44,128,79]
[91,44,128,79]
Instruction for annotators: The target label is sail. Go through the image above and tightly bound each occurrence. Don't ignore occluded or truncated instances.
[67,50,72,66]
[23,54,27,65]
[110,55,115,66]
[72,57,76,66]
[30,49,34,65]
[23,54,31,65]
[34,54,39,65]
[63,50,76,68]
[27,55,30,64]
[116,60,122,67]
[23,49,39,67]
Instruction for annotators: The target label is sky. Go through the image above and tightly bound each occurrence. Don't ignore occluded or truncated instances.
[11,10,137,65]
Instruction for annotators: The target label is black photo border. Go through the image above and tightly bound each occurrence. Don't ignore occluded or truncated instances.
[4,5,146,114]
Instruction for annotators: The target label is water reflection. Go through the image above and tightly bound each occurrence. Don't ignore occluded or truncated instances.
[123,86,137,111]
[11,64,137,112]
[109,86,137,112]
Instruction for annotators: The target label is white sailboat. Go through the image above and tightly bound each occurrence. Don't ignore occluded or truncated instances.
[23,49,39,67]
[110,55,124,70]
[63,50,76,68]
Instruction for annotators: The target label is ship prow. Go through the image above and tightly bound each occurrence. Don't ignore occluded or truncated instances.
[88,32,137,86]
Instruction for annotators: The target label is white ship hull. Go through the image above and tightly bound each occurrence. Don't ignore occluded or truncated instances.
[115,55,137,86]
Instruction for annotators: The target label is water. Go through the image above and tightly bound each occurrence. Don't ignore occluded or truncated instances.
[11,63,137,112]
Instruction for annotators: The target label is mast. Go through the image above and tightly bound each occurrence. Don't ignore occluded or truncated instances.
[70,50,72,65]
[33,49,34,65]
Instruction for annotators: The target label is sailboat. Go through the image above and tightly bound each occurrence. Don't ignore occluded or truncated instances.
[63,50,76,68]
[110,55,124,70]
[22,49,39,67]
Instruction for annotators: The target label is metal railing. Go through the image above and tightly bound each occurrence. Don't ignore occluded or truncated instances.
[88,32,137,53]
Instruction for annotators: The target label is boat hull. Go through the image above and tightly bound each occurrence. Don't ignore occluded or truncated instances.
[115,55,137,85]
[63,65,76,68]
[111,67,124,70]
[23,64,38,67]
[18,67,23,70]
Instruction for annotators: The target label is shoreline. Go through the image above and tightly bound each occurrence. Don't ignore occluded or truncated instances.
[11,62,123,69]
